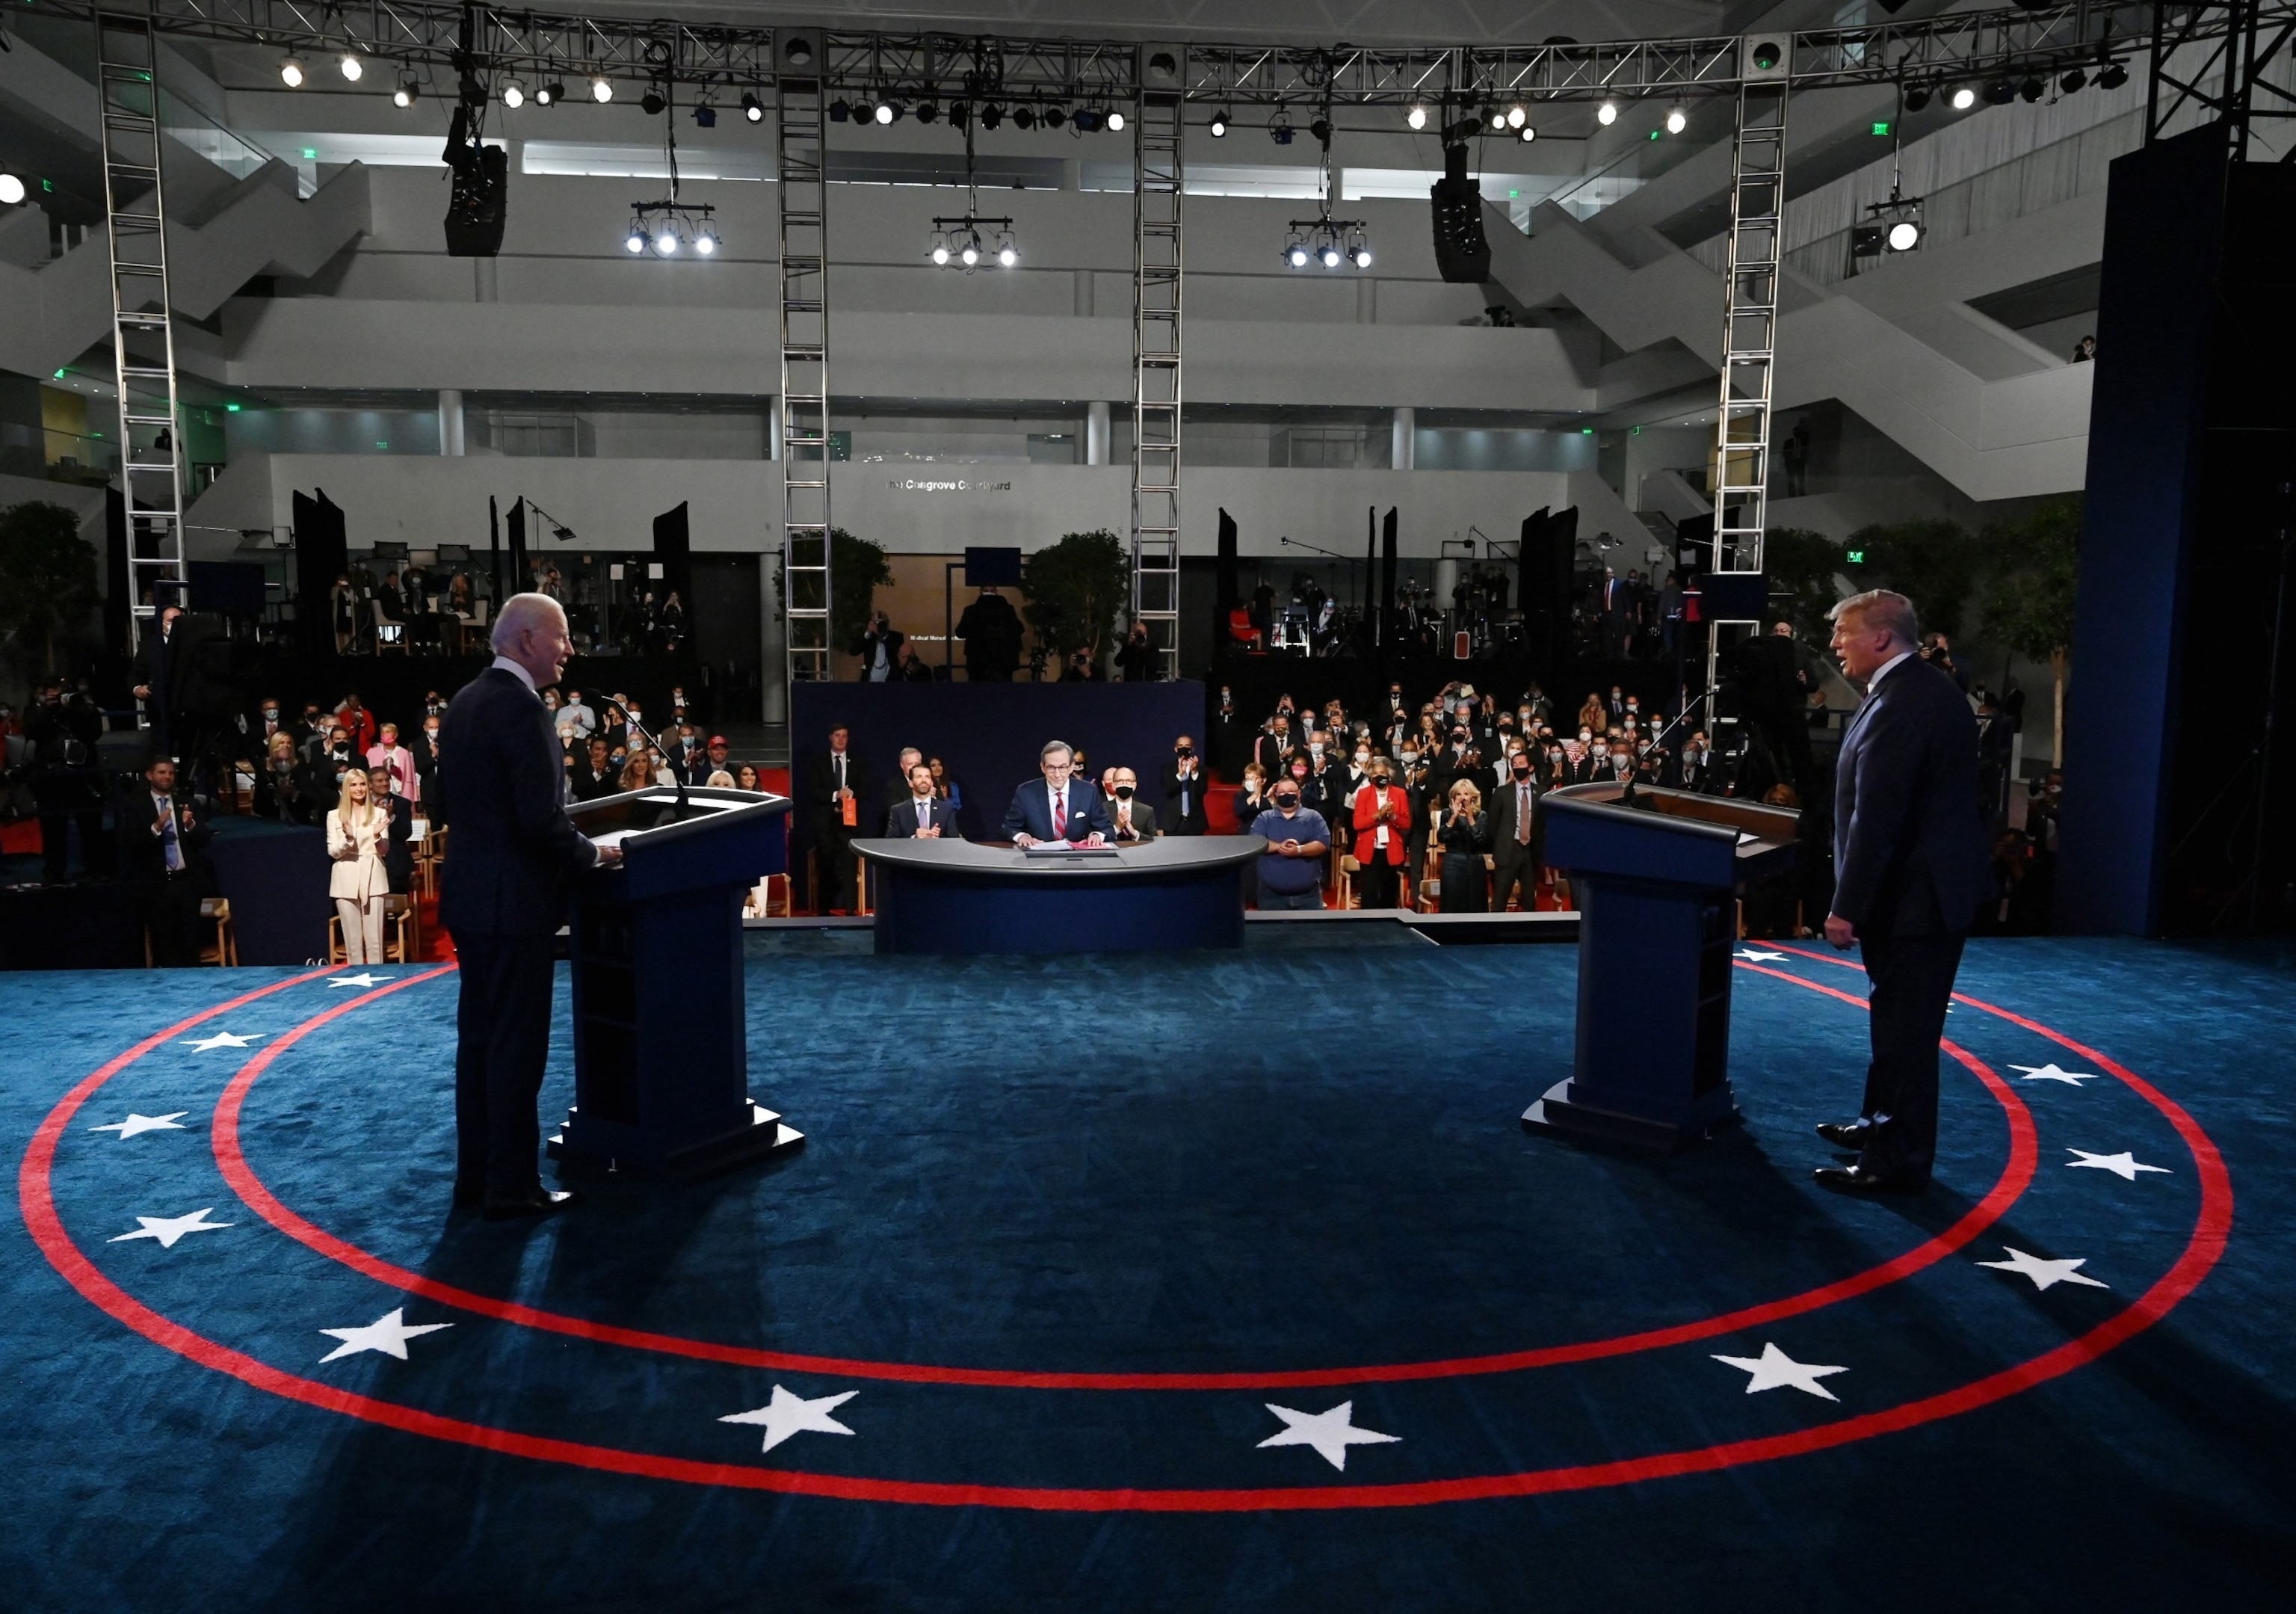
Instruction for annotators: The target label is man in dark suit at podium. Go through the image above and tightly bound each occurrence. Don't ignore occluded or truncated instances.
[1817,588,1991,1194]
[439,593,622,1221]
[886,762,957,839]
[1002,740,1111,846]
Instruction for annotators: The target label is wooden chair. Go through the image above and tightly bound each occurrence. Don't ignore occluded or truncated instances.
[197,897,237,967]
[1336,854,1360,910]
[327,897,416,964]
[746,872,791,918]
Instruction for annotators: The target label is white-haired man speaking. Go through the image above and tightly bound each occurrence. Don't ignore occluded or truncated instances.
[438,592,622,1220]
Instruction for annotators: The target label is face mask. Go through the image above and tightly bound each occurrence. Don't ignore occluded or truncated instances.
[262,709,279,721]
[1292,766,1309,780]
[1309,741,1323,754]
[1579,730,1592,742]
[1513,763,1532,778]
[1354,751,1369,764]
[1593,745,1608,757]
[1400,751,1419,764]
[1115,786,1135,800]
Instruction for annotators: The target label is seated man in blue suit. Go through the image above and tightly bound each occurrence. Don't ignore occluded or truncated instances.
[1001,739,1113,847]
[886,761,958,839]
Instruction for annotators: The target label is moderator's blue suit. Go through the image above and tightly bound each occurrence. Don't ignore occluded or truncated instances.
[1000,778,1114,842]
[1832,654,1991,1183]
[439,666,600,1199]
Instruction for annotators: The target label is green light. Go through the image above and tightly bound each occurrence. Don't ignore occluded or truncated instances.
[1508,188,1520,198]
[53,369,67,380]
[1631,425,1642,435]
[226,403,241,412]
[1845,549,1866,564]
[375,440,389,449]
[1872,120,1891,136]
[303,148,318,160]
[1648,130,1659,141]
[1581,428,1594,435]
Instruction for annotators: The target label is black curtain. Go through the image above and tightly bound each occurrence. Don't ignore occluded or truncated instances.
[1214,507,1238,656]
[291,487,347,658]
[653,500,693,606]
[1380,506,1398,667]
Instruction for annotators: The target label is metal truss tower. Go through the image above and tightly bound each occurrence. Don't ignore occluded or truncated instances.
[777,46,833,689]
[94,5,188,648]
[1130,72,1184,681]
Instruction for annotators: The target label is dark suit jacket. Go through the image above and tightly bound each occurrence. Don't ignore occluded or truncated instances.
[1107,798,1158,843]
[1001,779,1114,842]
[437,667,598,938]
[1161,766,1209,834]
[114,783,215,890]
[1833,657,1991,937]
[885,795,958,838]
[815,750,864,831]
[380,792,416,893]
[1487,777,1542,857]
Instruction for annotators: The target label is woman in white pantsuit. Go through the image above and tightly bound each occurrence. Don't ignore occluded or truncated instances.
[326,770,391,964]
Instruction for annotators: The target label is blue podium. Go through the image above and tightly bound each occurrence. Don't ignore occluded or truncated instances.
[548,786,803,1180]
[1524,783,1798,1152]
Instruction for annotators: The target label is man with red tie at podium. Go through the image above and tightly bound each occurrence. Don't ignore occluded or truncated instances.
[1002,739,1114,847]
[439,594,623,1222]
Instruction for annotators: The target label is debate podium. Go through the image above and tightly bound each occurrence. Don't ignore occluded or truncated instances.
[1525,783,1799,1152]
[547,786,803,1179]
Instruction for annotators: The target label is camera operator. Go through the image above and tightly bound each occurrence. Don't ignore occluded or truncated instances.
[25,680,111,884]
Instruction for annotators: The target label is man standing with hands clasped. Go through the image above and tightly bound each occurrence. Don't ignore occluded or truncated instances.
[439,594,623,1222]
[1816,589,1991,1194]
[1250,774,1330,911]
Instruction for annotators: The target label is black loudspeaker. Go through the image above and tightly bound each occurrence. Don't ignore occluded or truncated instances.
[1519,505,1577,677]
[1215,507,1239,654]
[653,501,693,606]
[507,498,530,595]
[442,104,507,257]
[1379,505,1398,656]
[1431,143,1492,284]
[291,487,347,658]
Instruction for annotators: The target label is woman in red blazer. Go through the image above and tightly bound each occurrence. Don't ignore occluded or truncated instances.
[1350,762,1413,908]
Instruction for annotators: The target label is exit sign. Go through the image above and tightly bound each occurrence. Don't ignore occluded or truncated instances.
[1872,121,1891,136]
[1845,549,1866,563]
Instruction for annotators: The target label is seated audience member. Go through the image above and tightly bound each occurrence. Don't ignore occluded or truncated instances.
[1249,775,1329,911]
[325,768,392,964]
[368,722,418,801]
[1163,737,1208,836]
[705,769,737,788]
[620,753,658,792]
[703,734,733,780]
[928,757,960,808]
[1436,777,1492,913]
[572,739,621,801]
[886,748,925,805]
[256,732,311,825]
[1237,762,1271,820]
[367,763,416,894]
[734,764,762,792]
[887,763,957,838]
[1351,758,1412,908]
[1108,768,1157,843]
[1002,740,1112,847]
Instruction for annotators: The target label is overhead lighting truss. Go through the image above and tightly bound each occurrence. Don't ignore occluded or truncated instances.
[13,2,2279,112]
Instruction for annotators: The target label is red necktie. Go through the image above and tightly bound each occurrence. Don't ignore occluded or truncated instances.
[1052,789,1067,840]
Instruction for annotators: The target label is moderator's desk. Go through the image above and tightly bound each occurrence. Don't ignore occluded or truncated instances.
[857,836,1265,955]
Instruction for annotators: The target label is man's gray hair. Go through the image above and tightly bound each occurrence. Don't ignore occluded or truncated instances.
[1041,739,1073,763]
[1829,588,1920,649]
[490,591,566,653]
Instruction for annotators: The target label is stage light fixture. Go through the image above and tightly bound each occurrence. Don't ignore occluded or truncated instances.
[960,239,979,266]
[916,99,938,124]
[654,220,680,255]
[393,76,419,108]
[1271,110,1294,145]
[2059,67,2086,93]
[875,96,901,125]
[338,52,363,81]
[694,222,718,255]
[2019,76,2045,102]
[1210,108,1229,137]
[1107,109,1125,132]
[694,102,716,128]
[1664,103,1687,134]
[1407,104,1428,130]
[1310,117,1332,144]
[1904,82,1931,111]
[1074,108,1102,132]
[1354,243,1371,268]
[783,36,814,68]
[741,92,762,122]
[591,76,614,103]
[1519,123,1537,143]
[0,173,25,206]
[1321,242,1341,268]
[829,98,851,121]
[641,89,667,115]
[540,81,564,106]
[1040,105,1061,129]
[2098,61,2129,90]
[502,78,525,108]
[1287,241,1309,268]
[1887,219,1922,251]
[1987,80,2016,104]
[999,234,1017,268]
[1948,84,1975,111]
[280,54,306,87]
[1013,105,1036,130]
[626,220,647,253]
[1506,104,1528,129]
[1487,107,1508,131]
[1597,99,1619,125]
[930,231,950,265]
[982,102,1004,129]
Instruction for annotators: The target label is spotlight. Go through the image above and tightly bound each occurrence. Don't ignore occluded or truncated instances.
[1309,117,1332,144]
[1040,105,1062,129]
[981,102,1004,130]
[502,78,525,108]
[1664,103,1687,134]
[1886,219,1922,251]
[641,89,667,116]
[2019,76,2044,102]
[694,223,718,256]
[1107,109,1125,132]
[960,239,979,266]
[1519,123,1537,143]
[1321,243,1341,268]
[591,76,614,103]
[783,36,814,69]
[1488,107,1508,131]
[280,54,306,88]
[2098,61,2129,90]
[1950,84,1977,110]
[694,102,715,128]
[916,99,938,125]
[874,97,901,125]
[1506,104,1527,129]
[1407,104,1428,130]
[338,52,363,82]
[540,81,564,106]
[1987,80,2016,105]
[1597,99,1618,126]
[654,221,680,255]
[829,98,851,122]
[393,76,419,108]
[998,238,1017,268]
[1287,242,1309,268]
[1074,108,1102,133]
[1210,108,1229,137]
[626,221,647,253]
[0,173,25,206]
[1013,106,1036,130]
[930,231,950,265]
[1352,235,1371,268]
[1904,83,1931,111]
[2059,67,2086,93]
[1271,112,1294,146]
[741,92,763,122]
[948,99,970,127]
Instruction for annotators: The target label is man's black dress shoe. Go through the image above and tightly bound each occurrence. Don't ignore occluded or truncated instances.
[1813,1164,1928,1195]
[481,1188,578,1222]
[1815,1121,1871,1149]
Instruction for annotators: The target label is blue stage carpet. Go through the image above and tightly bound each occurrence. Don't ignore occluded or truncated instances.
[1,935,2290,1611]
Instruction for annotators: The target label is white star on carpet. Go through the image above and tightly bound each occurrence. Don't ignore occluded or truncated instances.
[1735,949,1789,962]
[2011,1062,2099,1085]
[108,1207,232,1249]
[88,1112,188,1139]
[1257,1401,1400,1470]
[327,973,392,989]
[1977,1246,2109,1292]
[1713,1342,1848,1401]
[318,1307,454,1363]
[2067,1148,2171,1181]
[720,1385,860,1453]
[182,1030,264,1052]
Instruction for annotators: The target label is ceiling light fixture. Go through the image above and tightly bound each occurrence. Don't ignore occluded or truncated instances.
[1664,103,1688,134]
[1211,108,1229,137]
[502,78,525,108]
[741,92,763,123]
[1407,104,1428,130]
[1107,108,1125,132]
[1951,84,1977,110]
[280,54,306,88]
[1597,99,1619,126]
[338,52,363,82]
[393,76,419,108]
[591,76,614,103]
[538,80,563,106]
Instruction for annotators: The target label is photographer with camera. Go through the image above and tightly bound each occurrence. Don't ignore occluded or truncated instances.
[25,679,111,884]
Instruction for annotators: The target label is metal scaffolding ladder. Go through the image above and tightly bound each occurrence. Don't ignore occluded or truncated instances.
[777,64,833,689]
[1706,63,1788,704]
[94,6,188,650]
[1129,81,1184,682]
